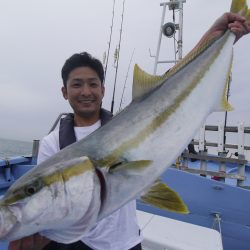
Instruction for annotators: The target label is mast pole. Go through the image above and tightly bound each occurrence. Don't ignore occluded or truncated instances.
[153,0,186,75]
[104,0,116,80]
[119,48,135,111]
[111,0,126,114]
[178,0,184,60]
[153,3,167,75]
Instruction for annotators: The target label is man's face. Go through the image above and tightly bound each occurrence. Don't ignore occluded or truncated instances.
[62,66,105,119]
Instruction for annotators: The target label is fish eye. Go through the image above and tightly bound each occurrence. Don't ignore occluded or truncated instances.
[25,186,36,195]
[24,180,42,196]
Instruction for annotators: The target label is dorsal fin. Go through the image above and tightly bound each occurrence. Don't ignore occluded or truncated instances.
[214,0,249,112]
[132,36,222,103]
[214,50,234,112]
[221,53,234,112]
[132,0,250,102]
[132,64,169,100]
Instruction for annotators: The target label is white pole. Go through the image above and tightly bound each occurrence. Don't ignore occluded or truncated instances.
[153,3,167,75]
[178,1,184,60]
[237,122,246,186]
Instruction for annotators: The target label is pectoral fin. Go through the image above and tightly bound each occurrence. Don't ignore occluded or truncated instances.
[109,160,152,173]
[141,181,189,214]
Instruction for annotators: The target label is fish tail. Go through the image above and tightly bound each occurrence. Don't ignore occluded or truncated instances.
[246,9,250,21]
[231,0,250,21]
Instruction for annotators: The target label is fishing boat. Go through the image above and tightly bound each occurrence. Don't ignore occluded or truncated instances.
[1,1,250,249]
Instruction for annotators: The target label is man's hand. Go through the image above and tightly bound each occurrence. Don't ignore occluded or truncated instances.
[196,12,250,49]
[213,12,250,42]
[8,234,50,250]
[208,12,250,43]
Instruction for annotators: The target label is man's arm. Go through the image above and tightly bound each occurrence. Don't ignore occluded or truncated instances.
[196,12,250,48]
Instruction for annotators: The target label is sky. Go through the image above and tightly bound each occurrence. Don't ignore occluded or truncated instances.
[0,0,250,146]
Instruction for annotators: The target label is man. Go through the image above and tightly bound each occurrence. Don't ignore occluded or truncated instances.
[40,52,143,250]
[9,12,250,250]
[18,52,142,250]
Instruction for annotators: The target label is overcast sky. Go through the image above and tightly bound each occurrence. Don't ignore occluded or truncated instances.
[0,0,250,142]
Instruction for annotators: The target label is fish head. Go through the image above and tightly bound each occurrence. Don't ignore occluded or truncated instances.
[0,156,97,241]
[0,175,55,240]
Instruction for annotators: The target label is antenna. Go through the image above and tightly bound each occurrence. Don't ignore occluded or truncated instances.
[111,0,126,114]
[119,48,135,111]
[153,0,186,75]
[104,0,116,80]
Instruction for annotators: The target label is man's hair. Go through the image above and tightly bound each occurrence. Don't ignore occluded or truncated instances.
[61,52,104,87]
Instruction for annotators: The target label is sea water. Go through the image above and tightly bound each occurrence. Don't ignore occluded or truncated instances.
[0,138,33,158]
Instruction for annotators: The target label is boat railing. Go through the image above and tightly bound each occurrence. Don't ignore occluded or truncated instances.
[0,140,40,193]
[175,123,250,187]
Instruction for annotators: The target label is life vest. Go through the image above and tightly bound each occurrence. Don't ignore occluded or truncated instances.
[59,109,113,150]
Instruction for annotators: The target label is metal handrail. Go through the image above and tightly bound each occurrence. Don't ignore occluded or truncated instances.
[204,125,250,134]
[48,113,69,134]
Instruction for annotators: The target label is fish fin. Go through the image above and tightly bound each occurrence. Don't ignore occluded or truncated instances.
[132,64,169,100]
[141,181,189,214]
[246,9,250,21]
[221,77,234,112]
[109,160,152,173]
[214,52,234,112]
[231,0,250,20]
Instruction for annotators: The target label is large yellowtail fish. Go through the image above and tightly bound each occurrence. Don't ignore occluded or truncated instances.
[0,0,249,243]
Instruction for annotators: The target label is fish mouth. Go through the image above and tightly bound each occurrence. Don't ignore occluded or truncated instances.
[0,206,17,239]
